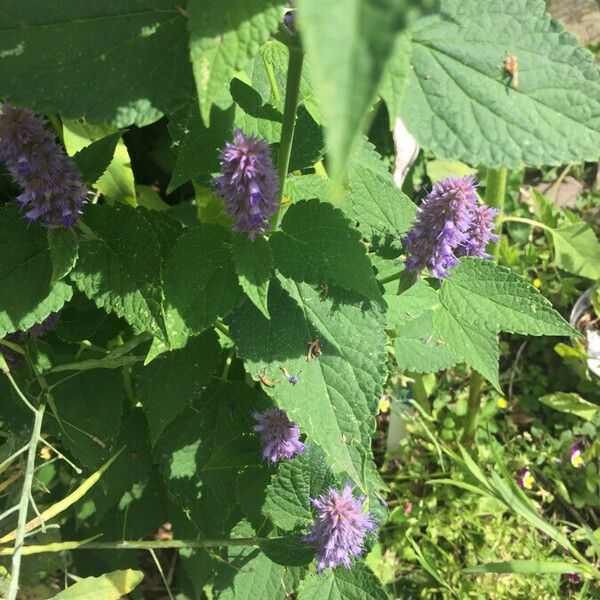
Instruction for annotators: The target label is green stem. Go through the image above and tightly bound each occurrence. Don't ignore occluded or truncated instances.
[377,270,403,285]
[262,53,281,105]
[7,400,46,600]
[500,215,552,232]
[410,374,430,415]
[462,167,507,446]
[0,537,263,557]
[274,45,304,227]
[461,371,483,446]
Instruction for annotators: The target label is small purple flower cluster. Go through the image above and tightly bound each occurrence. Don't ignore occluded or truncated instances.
[0,312,61,369]
[0,103,88,228]
[402,176,500,278]
[303,484,376,571]
[214,130,279,240]
[252,408,305,464]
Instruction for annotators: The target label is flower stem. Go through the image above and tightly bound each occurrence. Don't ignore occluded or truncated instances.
[462,167,507,446]
[7,399,45,600]
[274,45,304,227]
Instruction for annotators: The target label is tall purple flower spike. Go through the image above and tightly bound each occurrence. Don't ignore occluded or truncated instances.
[0,103,88,227]
[214,130,280,240]
[403,175,499,278]
[252,408,305,464]
[303,484,375,571]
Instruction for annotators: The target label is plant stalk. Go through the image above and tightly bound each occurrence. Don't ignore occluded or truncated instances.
[7,400,45,600]
[274,45,304,227]
[462,167,507,446]
[410,374,430,415]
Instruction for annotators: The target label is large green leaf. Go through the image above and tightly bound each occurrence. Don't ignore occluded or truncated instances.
[379,32,413,128]
[433,307,500,390]
[344,138,417,241]
[229,276,387,488]
[440,258,574,336]
[297,564,389,600]
[71,131,124,187]
[232,235,273,319]
[63,121,136,207]
[50,569,144,600]
[0,205,72,338]
[70,205,169,342]
[264,445,335,530]
[549,222,600,280]
[154,380,265,534]
[297,0,410,180]
[48,228,78,285]
[188,0,286,126]
[135,331,221,444]
[402,0,600,167]
[0,3,193,127]
[51,369,125,470]
[270,200,382,302]
[214,546,289,600]
[162,224,244,345]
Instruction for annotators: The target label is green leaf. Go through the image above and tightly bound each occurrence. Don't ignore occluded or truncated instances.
[51,369,124,470]
[270,200,382,302]
[0,3,193,127]
[440,258,574,336]
[188,0,286,126]
[0,205,72,338]
[167,103,236,194]
[433,307,500,390]
[264,445,335,530]
[538,392,600,421]
[155,381,264,533]
[63,121,136,206]
[214,547,289,600]
[50,569,143,599]
[402,0,600,168]
[232,235,273,319]
[72,131,124,187]
[298,564,389,600]
[229,276,387,488]
[345,138,416,242]
[379,32,413,128]
[549,222,600,280]
[386,282,457,373]
[162,224,244,344]
[463,560,583,575]
[70,205,169,342]
[135,331,221,444]
[48,228,79,285]
[297,0,410,180]
[259,536,315,567]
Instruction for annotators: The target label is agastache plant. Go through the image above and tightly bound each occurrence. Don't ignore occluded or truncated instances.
[0,103,88,227]
[214,130,279,240]
[403,175,499,278]
[303,484,375,571]
[252,408,305,463]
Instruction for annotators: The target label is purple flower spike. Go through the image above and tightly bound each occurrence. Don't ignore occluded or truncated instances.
[26,312,61,338]
[0,103,88,228]
[214,130,279,240]
[303,484,375,571]
[403,176,499,278]
[252,408,305,464]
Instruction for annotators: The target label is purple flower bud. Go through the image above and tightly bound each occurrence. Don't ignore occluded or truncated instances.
[26,312,61,339]
[0,333,22,370]
[403,176,499,278]
[0,103,88,228]
[214,130,279,240]
[303,484,375,571]
[252,408,305,464]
